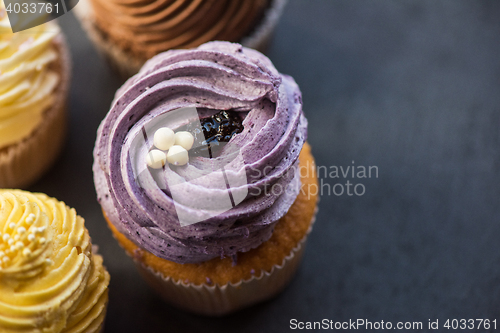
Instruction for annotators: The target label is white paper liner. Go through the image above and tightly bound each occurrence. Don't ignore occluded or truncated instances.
[74,0,288,78]
[133,207,317,316]
[0,33,70,189]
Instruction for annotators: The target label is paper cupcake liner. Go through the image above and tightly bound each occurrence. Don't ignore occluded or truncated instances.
[73,0,142,78]
[74,0,288,78]
[241,0,288,53]
[0,34,70,189]
[132,208,317,316]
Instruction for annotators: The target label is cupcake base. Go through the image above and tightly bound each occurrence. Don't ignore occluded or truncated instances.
[105,142,318,316]
[0,34,70,189]
[134,216,313,316]
[74,0,288,78]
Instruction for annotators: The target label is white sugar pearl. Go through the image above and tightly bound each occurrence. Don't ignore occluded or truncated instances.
[2,257,9,264]
[146,149,167,169]
[2,234,10,241]
[154,127,175,151]
[174,131,194,151]
[8,239,14,246]
[15,242,24,250]
[23,248,31,257]
[166,145,189,166]
[14,235,20,241]
[0,251,4,257]
[28,234,35,242]
[9,223,16,229]
[39,238,46,245]
[26,214,35,224]
[17,227,26,234]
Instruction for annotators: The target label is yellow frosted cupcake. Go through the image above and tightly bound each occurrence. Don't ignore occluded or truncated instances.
[0,2,70,188]
[0,190,110,333]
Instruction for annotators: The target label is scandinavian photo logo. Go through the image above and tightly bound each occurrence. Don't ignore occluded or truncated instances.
[250,160,379,200]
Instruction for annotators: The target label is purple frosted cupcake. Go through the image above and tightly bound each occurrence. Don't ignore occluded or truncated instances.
[93,41,318,315]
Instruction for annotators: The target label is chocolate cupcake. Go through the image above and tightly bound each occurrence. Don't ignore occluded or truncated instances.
[75,0,288,77]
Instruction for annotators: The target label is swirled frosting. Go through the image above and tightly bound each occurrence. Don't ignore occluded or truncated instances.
[0,3,60,149]
[0,190,110,333]
[89,0,270,59]
[94,41,307,264]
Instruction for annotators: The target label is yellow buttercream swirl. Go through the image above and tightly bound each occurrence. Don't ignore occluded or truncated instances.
[0,1,60,149]
[0,190,110,333]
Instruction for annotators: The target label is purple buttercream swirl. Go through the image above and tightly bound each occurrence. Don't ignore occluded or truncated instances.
[93,42,307,264]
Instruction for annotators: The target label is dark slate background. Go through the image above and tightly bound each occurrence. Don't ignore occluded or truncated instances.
[27,0,500,332]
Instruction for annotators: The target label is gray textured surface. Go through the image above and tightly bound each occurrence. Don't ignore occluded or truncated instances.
[27,0,500,331]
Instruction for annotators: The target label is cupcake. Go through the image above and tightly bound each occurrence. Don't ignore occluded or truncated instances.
[0,190,110,332]
[93,41,317,315]
[75,0,288,77]
[0,3,70,189]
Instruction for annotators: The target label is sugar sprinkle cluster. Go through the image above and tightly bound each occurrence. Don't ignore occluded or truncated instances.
[0,211,49,270]
[146,127,195,168]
